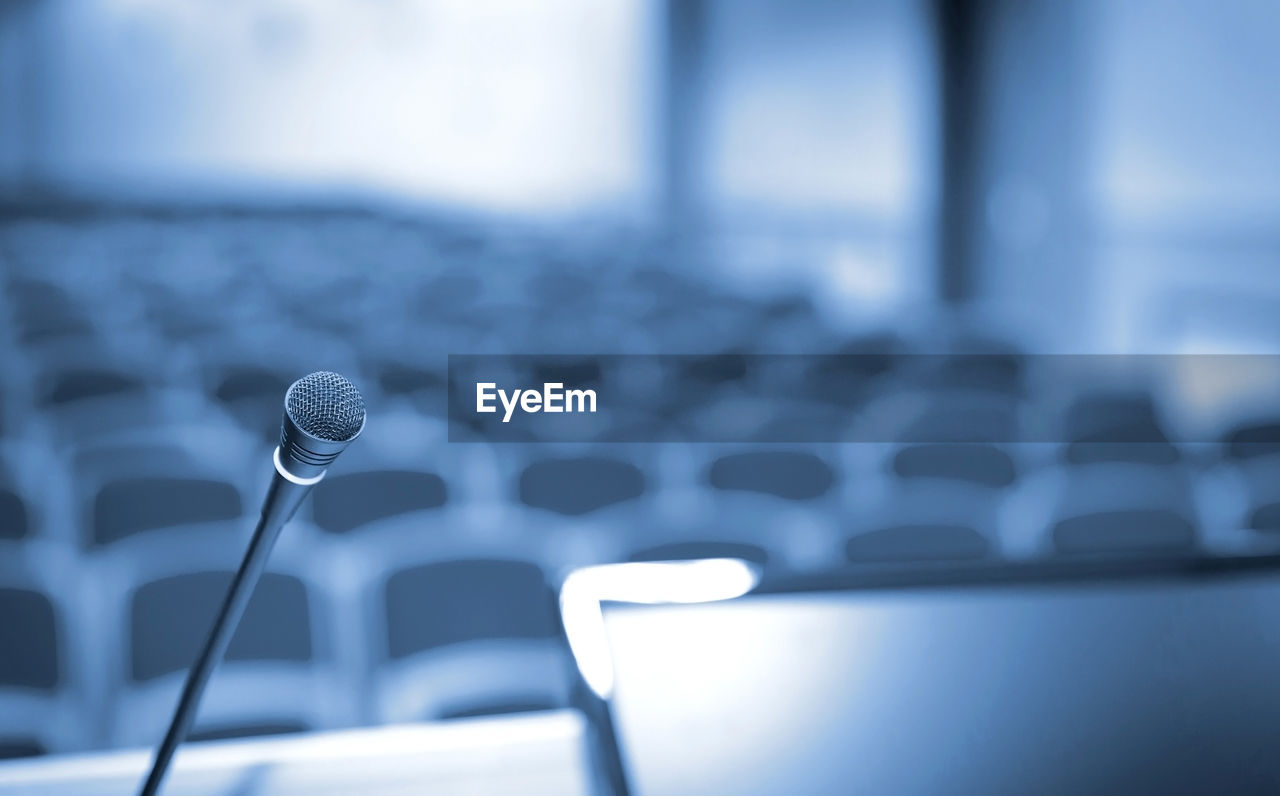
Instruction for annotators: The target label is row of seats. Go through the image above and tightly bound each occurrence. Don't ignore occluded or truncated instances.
[4,347,1277,452]
[4,209,1280,762]
[0,220,723,363]
[0,556,570,756]
[3,441,1278,552]
[3,471,1275,759]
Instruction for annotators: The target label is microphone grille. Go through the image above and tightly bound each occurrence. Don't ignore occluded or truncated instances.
[285,371,366,442]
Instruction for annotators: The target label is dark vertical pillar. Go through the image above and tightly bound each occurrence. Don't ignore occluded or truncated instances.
[935,0,1092,344]
[0,0,51,195]
[931,0,989,304]
[659,0,709,236]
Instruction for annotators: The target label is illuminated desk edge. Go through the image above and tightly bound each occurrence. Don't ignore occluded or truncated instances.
[0,710,587,787]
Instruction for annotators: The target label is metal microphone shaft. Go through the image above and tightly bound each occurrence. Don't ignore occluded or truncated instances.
[138,371,366,795]
[138,471,312,796]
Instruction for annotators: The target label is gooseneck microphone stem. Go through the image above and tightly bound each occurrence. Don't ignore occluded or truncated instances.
[138,371,365,796]
[138,465,316,796]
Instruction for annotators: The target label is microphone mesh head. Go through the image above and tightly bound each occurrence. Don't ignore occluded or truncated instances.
[286,371,366,442]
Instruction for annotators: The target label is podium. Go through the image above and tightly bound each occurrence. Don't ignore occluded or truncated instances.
[0,711,593,795]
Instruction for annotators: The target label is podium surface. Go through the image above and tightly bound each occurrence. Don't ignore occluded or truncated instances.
[0,711,592,796]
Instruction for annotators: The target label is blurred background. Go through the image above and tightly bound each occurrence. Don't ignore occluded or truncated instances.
[1,0,1280,771]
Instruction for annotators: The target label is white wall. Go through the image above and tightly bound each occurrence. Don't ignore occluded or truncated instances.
[1090,0,1280,352]
[1094,0,1280,230]
[23,0,654,215]
[700,0,934,225]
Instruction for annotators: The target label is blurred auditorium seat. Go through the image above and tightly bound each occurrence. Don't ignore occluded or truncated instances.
[0,483,29,541]
[1060,390,1182,466]
[137,282,226,343]
[844,443,1013,564]
[128,573,313,682]
[796,331,905,411]
[1217,419,1280,535]
[278,273,378,338]
[309,469,449,536]
[7,277,97,347]
[1223,420,1280,461]
[0,583,60,692]
[845,523,991,562]
[1063,390,1167,441]
[1250,503,1280,532]
[82,446,244,550]
[298,451,460,655]
[908,358,1026,418]
[208,364,296,445]
[73,441,199,485]
[744,294,835,356]
[892,442,1018,487]
[642,292,762,361]
[362,357,449,420]
[295,429,490,555]
[708,449,836,501]
[845,369,1024,564]
[0,441,71,549]
[1038,392,1201,556]
[0,739,45,762]
[371,361,448,401]
[415,270,489,319]
[0,566,91,757]
[108,566,342,748]
[662,352,753,424]
[895,390,1023,445]
[850,367,1026,480]
[651,445,841,571]
[195,330,361,447]
[373,558,572,724]
[518,455,646,518]
[41,367,146,409]
[510,451,652,566]
[304,437,561,725]
[29,351,183,450]
[1052,508,1197,555]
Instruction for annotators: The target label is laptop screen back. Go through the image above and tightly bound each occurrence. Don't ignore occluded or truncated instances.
[600,570,1280,795]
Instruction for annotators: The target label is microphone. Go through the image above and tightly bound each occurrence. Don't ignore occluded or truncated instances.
[139,371,366,796]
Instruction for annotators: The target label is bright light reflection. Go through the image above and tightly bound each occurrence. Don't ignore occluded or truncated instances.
[559,559,762,699]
